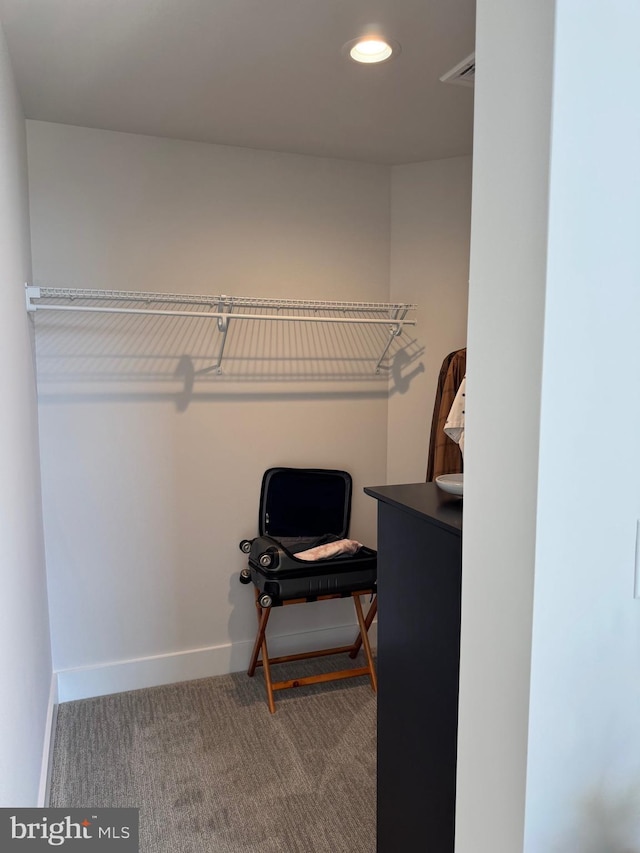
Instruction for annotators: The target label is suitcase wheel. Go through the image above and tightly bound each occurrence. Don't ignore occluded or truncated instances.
[258,593,273,609]
[258,546,278,569]
[239,568,252,585]
[239,539,252,554]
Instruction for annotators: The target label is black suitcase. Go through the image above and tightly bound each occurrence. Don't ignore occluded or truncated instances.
[239,467,377,605]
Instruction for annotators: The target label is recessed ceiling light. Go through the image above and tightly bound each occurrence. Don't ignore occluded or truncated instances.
[343,37,400,65]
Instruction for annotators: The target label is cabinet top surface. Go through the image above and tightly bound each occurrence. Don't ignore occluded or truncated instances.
[363,482,463,534]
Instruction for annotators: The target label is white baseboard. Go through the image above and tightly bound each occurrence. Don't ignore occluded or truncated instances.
[38,672,58,807]
[56,621,377,703]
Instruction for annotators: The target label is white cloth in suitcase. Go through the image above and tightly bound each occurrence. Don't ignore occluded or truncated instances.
[295,538,363,561]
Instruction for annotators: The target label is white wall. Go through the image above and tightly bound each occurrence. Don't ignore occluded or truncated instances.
[388,156,471,483]
[455,1,555,850]
[524,1,640,849]
[0,24,53,806]
[458,1,640,851]
[27,122,393,699]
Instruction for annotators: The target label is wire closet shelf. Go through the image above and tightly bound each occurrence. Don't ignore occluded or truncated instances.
[26,286,417,374]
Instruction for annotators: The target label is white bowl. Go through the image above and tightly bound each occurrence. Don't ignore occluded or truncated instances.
[435,473,464,496]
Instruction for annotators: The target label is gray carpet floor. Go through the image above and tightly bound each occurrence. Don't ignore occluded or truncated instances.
[49,657,377,852]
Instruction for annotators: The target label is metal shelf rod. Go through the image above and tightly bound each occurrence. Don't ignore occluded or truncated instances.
[27,302,416,327]
[28,286,416,315]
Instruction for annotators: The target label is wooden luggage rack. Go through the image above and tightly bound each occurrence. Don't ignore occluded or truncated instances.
[247,588,378,713]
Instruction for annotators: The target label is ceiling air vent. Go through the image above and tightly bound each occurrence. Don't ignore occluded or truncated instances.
[440,52,475,87]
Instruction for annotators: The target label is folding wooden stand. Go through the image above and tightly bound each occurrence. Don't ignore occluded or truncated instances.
[247,588,378,713]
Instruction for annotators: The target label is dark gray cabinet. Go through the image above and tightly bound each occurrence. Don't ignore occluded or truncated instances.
[364,483,463,853]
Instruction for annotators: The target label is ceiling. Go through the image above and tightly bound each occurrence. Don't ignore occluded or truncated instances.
[0,0,475,165]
